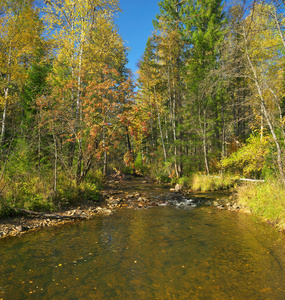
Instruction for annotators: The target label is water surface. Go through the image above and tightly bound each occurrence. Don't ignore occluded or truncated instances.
[1,203,285,299]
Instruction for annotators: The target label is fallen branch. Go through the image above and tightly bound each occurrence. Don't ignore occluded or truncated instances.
[13,208,87,220]
[238,178,265,182]
[203,175,265,183]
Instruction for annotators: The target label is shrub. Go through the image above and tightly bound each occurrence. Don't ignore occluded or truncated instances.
[172,176,192,188]
[221,134,270,178]
[236,179,285,228]
[80,182,100,202]
[191,174,236,192]
[133,152,149,175]
[122,166,134,175]
[0,167,102,217]
[85,169,104,188]
[0,197,13,218]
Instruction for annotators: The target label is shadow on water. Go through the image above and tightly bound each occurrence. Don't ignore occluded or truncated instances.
[1,178,285,299]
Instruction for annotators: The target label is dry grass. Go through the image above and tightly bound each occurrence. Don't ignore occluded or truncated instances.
[236,180,285,230]
[0,170,102,217]
[191,174,236,192]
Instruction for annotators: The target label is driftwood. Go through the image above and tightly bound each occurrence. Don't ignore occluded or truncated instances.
[206,175,265,183]
[238,178,265,182]
[13,208,87,220]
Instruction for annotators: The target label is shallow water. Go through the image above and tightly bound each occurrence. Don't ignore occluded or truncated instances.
[1,198,285,299]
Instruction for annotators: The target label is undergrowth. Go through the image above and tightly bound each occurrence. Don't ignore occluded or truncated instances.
[236,179,285,230]
[191,174,237,192]
[0,169,103,218]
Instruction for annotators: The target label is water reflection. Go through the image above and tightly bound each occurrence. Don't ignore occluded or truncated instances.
[1,206,285,299]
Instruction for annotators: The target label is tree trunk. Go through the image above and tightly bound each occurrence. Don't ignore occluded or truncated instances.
[172,92,179,177]
[103,124,107,176]
[75,38,84,183]
[199,108,209,175]
[203,119,209,175]
[126,126,132,152]
[154,86,168,164]
[68,14,76,168]
[52,122,58,192]
[1,45,11,147]
[38,103,42,179]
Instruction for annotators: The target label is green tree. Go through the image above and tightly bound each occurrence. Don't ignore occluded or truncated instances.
[182,0,226,174]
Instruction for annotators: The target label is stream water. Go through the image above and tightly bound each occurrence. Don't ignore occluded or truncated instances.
[1,180,285,299]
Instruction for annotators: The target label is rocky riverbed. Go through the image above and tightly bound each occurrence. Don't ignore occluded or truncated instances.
[0,178,169,239]
[0,200,113,239]
[0,177,234,239]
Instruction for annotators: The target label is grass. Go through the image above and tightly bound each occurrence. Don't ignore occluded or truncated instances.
[236,179,285,230]
[187,173,285,231]
[191,174,237,192]
[188,173,285,231]
[0,170,103,218]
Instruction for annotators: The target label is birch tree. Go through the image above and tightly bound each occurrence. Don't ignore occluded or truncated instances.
[241,3,285,183]
[0,1,43,148]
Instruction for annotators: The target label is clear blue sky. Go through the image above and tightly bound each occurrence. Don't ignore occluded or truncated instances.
[116,0,160,76]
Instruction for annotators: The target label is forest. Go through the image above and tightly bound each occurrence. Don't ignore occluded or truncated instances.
[1,0,285,218]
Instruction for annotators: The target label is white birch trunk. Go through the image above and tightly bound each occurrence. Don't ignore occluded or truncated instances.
[1,45,12,146]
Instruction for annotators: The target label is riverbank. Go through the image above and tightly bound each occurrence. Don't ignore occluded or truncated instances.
[0,177,187,239]
[2,174,283,239]
[0,178,125,239]
[185,174,285,232]
[232,180,285,231]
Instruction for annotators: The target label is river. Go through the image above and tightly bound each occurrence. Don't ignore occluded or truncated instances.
[1,180,285,299]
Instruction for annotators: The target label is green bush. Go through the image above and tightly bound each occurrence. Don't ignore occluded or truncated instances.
[157,174,171,183]
[122,166,134,175]
[85,169,104,188]
[146,161,172,183]
[23,195,55,212]
[171,176,192,188]
[0,198,13,218]
[133,152,149,175]
[80,182,100,202]
[2,174,54,212]
[221,134,270,178]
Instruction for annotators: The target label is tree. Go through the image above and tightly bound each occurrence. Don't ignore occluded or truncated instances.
[41,0,130,184]
[241,3,285,183]
[0,1,43,147]
[137,0,226,177]
[182,0,226,175]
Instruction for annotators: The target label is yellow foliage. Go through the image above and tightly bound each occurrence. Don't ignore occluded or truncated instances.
[243,3,285,121]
